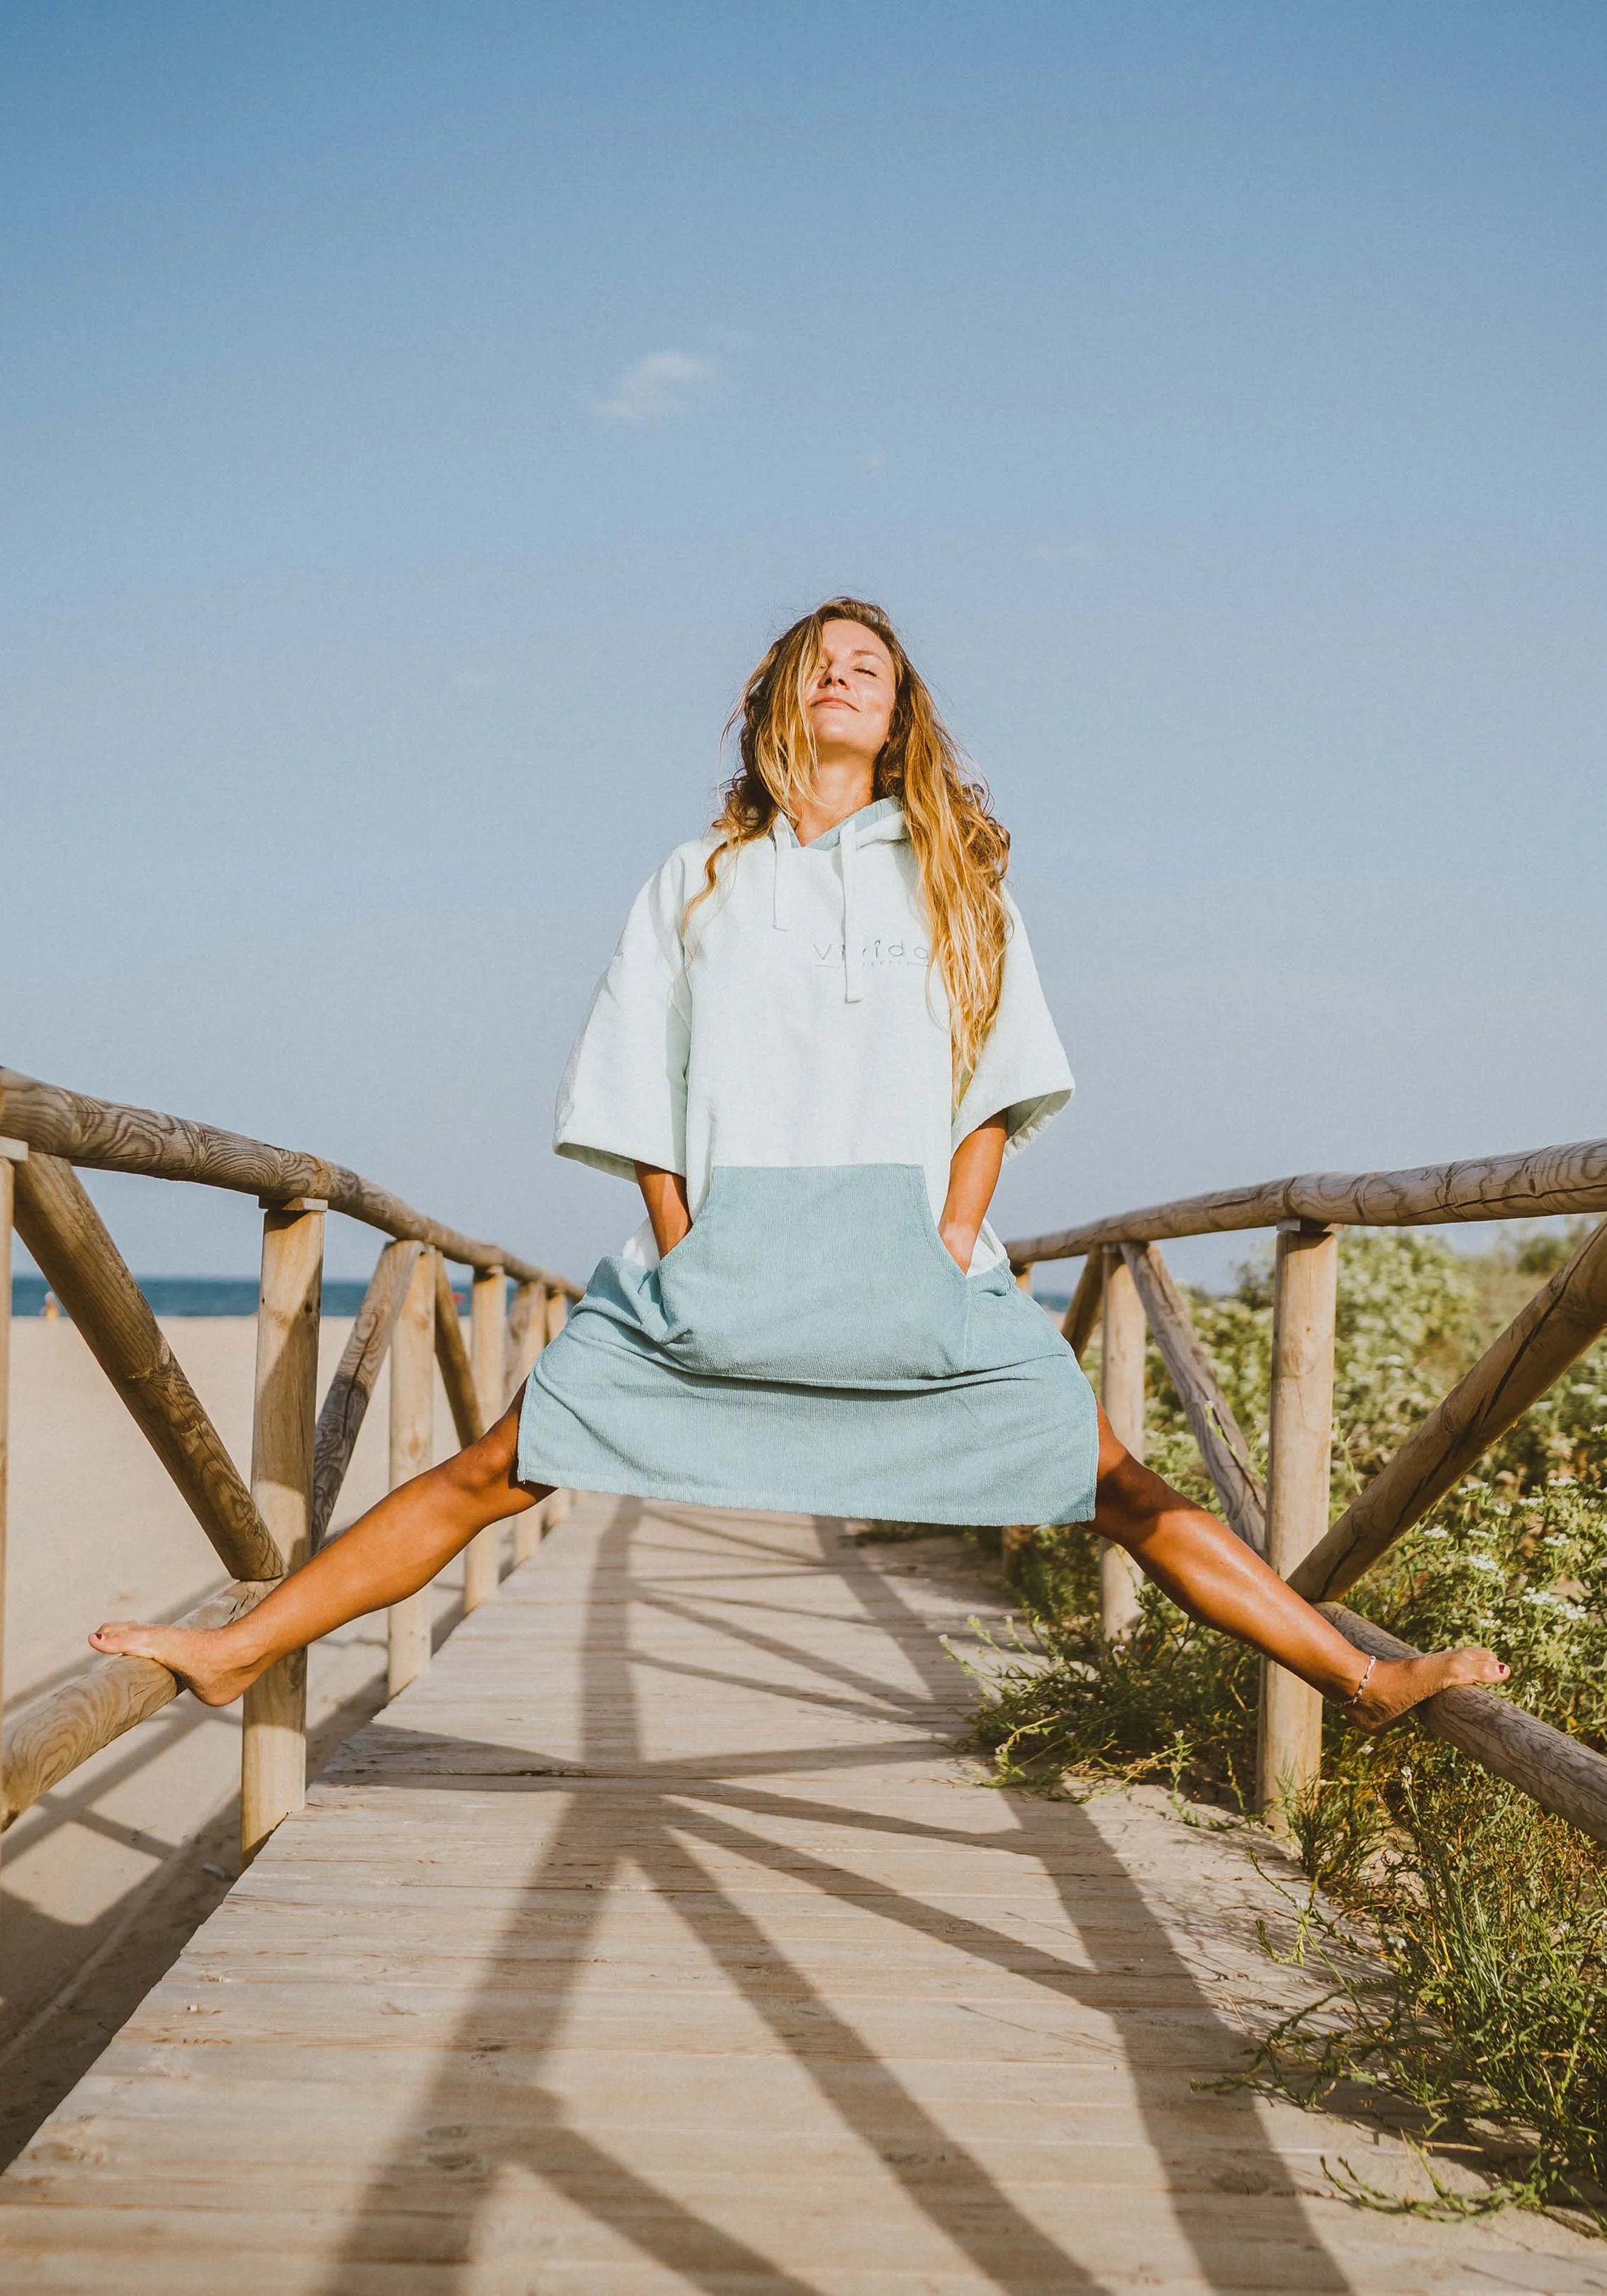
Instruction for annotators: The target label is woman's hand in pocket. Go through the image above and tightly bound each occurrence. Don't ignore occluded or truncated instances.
[634,1163,693,1260]
[939,1219,978,1272]
[939,1113,1009,1271]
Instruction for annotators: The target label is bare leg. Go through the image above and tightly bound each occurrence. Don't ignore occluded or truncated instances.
[1091,1407,1507,1732]
[89,1402,547,1707]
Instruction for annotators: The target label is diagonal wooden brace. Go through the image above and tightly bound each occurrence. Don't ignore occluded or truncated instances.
[1060,1253,1104,1360]
[310,1239,422,1550]
[1121,1242,1268,1555]
[433,1255,486,1450]
[13,1154,283,1581]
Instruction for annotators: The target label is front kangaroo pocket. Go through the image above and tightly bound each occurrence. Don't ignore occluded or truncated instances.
[655,1164,969,1386]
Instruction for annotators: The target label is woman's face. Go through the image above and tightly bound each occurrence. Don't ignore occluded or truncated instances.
[806,618,897,767]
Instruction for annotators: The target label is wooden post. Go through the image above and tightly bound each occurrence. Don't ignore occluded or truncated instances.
[462,1269,506,1612]
[0,1140,23,1884]
[542,1291,571,1532]
[240,1198,325,1861]
[387,1247,437,1697]
[1099,1246,1145,1639]
[1257,1220,1338,1826]
[510,1282,549,1565]
[516,1288,571,1553]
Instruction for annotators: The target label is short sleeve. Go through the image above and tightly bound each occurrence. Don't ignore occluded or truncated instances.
[554,854,695,1181]
[951,891,1073,1157]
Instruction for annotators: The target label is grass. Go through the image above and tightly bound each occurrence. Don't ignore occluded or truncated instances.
[964,1224,1607,2224]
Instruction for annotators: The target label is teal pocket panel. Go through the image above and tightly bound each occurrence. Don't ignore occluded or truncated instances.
[653,1164,969,1385]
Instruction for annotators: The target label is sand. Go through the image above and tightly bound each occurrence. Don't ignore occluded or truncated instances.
[1,1313,480,2162]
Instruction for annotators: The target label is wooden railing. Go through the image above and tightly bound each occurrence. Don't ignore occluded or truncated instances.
[0,1069,582,1863]
[1005,1136,1607,1845]
[8,1070,1602,1873]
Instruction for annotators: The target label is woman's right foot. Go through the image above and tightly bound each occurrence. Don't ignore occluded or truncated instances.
[1348,1644,1508,1733]
[88,1621,266,1707]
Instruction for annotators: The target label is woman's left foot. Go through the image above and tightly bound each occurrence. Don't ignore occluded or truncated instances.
[1348,1644,1508,1732]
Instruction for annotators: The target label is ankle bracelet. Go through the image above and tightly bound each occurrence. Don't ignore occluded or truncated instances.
[1339,1654,1377,1710]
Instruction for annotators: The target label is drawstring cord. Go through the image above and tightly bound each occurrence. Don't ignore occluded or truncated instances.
[841,815,863,1003]
[772,826,791,929]
[772,809,866,1001]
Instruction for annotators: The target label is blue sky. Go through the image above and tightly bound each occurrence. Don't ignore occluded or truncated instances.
[4,2,1603,1286]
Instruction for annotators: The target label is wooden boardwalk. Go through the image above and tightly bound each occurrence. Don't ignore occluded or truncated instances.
[2,1498,1603,2294]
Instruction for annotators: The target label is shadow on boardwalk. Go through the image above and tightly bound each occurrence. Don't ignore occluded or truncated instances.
[314,1498,1353,2292]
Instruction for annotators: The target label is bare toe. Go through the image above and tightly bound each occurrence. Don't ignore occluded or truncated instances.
[90,1621,165,1661]
[1441,1644,1509,1689]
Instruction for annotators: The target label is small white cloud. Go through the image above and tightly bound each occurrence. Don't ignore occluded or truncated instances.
[593,350,723,424]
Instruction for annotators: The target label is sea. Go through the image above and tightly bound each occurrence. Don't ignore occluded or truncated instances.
[13,1275,386,1319]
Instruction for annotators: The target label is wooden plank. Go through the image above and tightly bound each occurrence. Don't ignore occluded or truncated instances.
[1119,1243,1265,1554]
[1,1581,274,1830]
[386,1249,436,1697]
[1292,1214,1607,1602]
[1098,1249,1143,1639]
[1006,1132,1607,1264]
[308,1239,420,1551]
[1060,1252,1102,1360]
[462,1271,508,1614]
[432,1254,484,1450]
[0,1066,580,1296]
[1323,1604,1607,1844]
[1255,1223,1337,1824]
[6,1498,1604,2294]
[11,1152,282,1581]
[241,1200,325,1860]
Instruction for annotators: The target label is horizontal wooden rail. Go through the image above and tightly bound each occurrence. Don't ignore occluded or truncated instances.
[0,1068,581,1298]
[1006,1135,1607,1265]
[1323,1606,1607,1846]
[1,1579,276,1832]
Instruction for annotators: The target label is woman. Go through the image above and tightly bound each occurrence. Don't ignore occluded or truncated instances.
[92,598,1506,1729]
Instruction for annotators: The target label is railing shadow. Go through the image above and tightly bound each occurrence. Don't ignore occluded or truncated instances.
[313,1499,1353,2292]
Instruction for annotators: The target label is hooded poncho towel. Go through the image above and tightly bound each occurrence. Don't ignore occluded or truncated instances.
[517,798,1100,1526]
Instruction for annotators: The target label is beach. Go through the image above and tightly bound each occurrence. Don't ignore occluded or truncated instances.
[1,1311,480,2161]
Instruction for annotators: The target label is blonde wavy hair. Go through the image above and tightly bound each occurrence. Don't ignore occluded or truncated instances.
[691,598,1011,1090]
